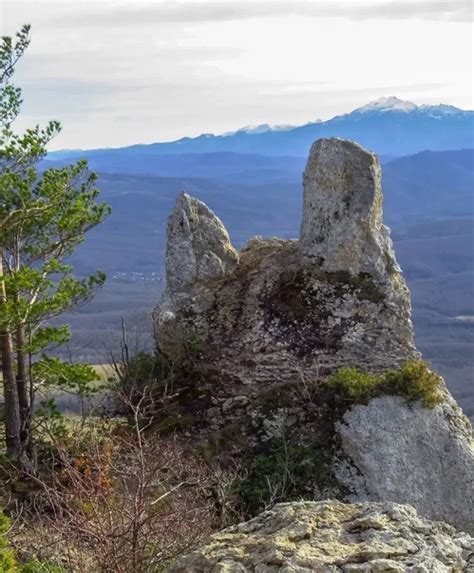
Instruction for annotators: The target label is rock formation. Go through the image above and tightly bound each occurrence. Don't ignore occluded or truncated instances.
[300,138,397,281]
[155,138,417,384]
[154,137,474,533]
[170,501,474,572]
[157,192,239,357]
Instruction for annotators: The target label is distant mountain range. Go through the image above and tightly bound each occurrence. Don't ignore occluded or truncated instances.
[47,96,474,165]
[70,148,473,276]
[383,148,474,224]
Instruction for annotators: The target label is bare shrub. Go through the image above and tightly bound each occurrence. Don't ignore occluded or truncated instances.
[24,399,216,572]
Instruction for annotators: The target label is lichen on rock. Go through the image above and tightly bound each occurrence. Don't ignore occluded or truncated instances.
[335,395,474,534]
[169,500,474,572]
[165,192,239,292]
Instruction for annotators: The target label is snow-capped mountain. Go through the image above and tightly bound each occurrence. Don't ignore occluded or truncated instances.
[354,96,418,113]
[223,123,298,136]
[48,97,473,161]
[418,103,468,118]
[350,96,468,118]
[223,98,469,135]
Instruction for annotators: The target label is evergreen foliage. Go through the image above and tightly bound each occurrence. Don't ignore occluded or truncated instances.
[0,25,110,463]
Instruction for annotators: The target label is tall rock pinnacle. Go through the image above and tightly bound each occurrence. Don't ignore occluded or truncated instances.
[300,138,398,280]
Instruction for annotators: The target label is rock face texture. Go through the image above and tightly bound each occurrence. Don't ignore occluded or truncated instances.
[300,139,398,282]
[164,192,238,292]
[157,192,239,356]
[154,137,474,534]
[335,396,474,534]
[170,501,474,572]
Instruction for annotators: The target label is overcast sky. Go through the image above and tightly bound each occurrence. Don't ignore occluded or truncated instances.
[1,0,473,149]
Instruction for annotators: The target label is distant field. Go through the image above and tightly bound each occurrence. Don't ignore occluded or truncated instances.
[91,363,118,381]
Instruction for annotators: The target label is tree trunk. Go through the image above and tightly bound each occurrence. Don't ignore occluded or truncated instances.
[2,331,21,457]
[0,248,22,459]
[16,324,31,453]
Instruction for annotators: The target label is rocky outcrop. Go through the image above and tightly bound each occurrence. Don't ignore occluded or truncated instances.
[154,137,474,534]
[155,138,417,386]
[157,192,239,357]
[170,501,474,572]
[335,396,474,534]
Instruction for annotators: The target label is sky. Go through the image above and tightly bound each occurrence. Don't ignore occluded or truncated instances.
[1,0,473,150]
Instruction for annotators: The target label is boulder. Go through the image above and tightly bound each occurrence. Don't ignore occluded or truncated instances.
[336,395,474,534]
[169,500,474,572]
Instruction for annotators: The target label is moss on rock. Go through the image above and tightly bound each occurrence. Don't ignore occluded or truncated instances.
[325,359,444,410]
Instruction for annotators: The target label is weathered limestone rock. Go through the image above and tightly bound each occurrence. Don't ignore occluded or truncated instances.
[155,139,417,387]
[300,138,398,281]
[169,501,474,572]
[335,395,474,534]
[164,192,239,292]
[154,137,474,534]
[156,192,239,355]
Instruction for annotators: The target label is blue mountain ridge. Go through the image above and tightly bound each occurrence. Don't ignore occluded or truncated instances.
[48,97,474,162]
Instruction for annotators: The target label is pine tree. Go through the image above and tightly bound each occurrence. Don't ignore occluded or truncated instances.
[0,25,110,464]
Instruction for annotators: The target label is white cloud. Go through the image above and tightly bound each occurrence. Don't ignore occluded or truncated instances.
[1,0,472,149]
[20,0,474,26]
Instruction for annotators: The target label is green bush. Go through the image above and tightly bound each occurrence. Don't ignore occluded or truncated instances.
[116,331,205,402]
[324,368,378,405]
[112,350,176,423]
[325,360,443,409]
[0,552,17,573]
[113,333,205,424]
[382,360,444,408]
[117,351,175,396]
